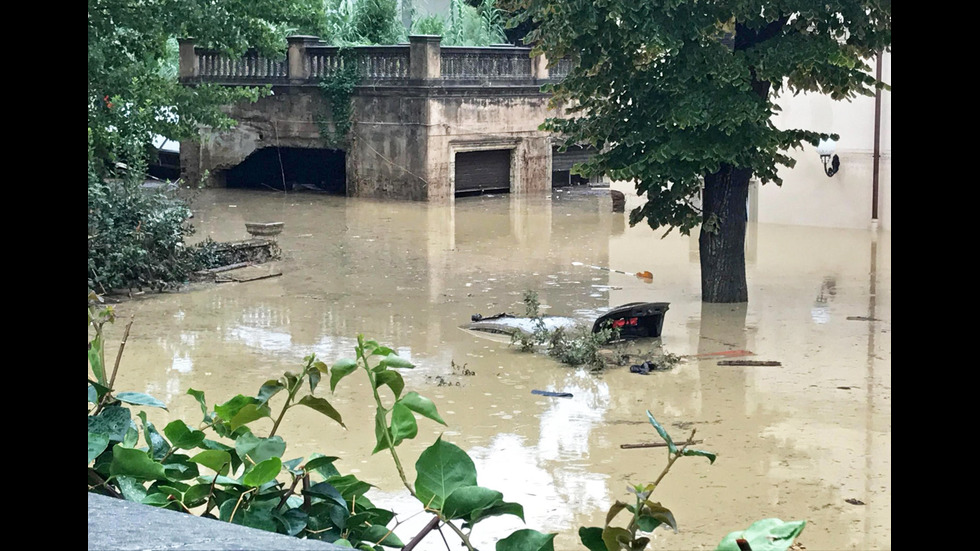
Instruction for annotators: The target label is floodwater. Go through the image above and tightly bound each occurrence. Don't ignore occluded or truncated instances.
[101,184,891,551]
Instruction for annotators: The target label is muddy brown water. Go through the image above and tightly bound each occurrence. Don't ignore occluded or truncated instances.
[100,186,890,550]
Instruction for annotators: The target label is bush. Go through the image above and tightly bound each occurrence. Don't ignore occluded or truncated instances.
[87,159,208,294]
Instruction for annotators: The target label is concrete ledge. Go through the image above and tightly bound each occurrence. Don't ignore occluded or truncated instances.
[88,493,349,550]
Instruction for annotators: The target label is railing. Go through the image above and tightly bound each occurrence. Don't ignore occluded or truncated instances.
[306,45,411,80]
[194,48,288,82]
[440,46,534,81]
[180,36,571,86]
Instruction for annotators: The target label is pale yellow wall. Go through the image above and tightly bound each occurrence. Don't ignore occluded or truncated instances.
[761,50,891,231]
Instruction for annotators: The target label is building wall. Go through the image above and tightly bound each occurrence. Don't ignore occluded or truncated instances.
[426,91,556,199]
[759,51,891,231]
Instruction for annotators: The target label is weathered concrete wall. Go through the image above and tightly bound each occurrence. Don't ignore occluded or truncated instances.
[347,90,430,200]
[427,88,556,199]
[181,86,334,187]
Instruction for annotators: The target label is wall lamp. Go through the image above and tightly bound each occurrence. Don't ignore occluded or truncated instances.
[816,138,840,177]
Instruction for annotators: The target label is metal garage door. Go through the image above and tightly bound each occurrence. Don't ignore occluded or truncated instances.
[454,149,511,195]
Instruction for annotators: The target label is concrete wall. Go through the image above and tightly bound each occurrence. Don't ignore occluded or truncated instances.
[427,90,555,199]
[759,51,891,231]
[181,86,331,187]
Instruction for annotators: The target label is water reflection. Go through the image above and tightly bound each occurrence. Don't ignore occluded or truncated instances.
[105,188,890,550]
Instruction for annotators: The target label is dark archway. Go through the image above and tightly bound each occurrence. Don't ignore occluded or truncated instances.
[225,147,346,194]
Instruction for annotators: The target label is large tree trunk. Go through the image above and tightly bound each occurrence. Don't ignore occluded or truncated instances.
[699,164,752,303]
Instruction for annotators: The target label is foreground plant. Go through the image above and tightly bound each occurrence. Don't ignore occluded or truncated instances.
[330,335,555,550]
[88,294,402,548]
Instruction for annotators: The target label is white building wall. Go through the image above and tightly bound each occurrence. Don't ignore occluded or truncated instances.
[759,50,891,231]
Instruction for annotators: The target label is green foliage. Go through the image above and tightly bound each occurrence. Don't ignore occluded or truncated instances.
[715,518,807,551]
[352,0,406,45]
[411,14,446,36]
[505,0,890,301]
[88,299,396,548]
[511,290,620,369]
[580,411,729,551]
[317,50,361,146]
[440,0,508,45]
[510,0,891,233]
[88,295,804,550]
[88,0,322,293]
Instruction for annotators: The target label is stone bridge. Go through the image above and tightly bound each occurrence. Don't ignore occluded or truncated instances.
[178,35,597,200]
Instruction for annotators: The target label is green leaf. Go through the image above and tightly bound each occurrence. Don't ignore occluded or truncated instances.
[186,388,210,421]
[306,481,349,512]
[414,437,477,511]
[88,432,110,464]
[190,450,232,476]
[399,392,447,426]
[375,370,405,399]
[115,476,148,502]
[298,395,346,428]
[646,410,676,453]
[327,474,375,501]
[579,526,606,551]
[274,508,309,536]
[243,457,282,487]
[714,518,806,551]
[116,392,168,410]
[601,526,632,551]
[89,336,106,385]
[306,455,341,479]
[88,406,132,441]
[162,454,200,481]
[496,529,556,551]
[442,486,502,520]
[228,403,272,431]
[163,420,206,450]
[88,384,99,404]
[681,448,717,463]
[640,501,677,533]
[358,524,404,547]
[109,444,168,481]
[605,501,628,527]
[235,433,286,465]
[390,402,418,446]
[379,353,414,369]
[330,358,358,392]
[183,483,213,508]
[372,407,392,455]
[256,380,285,406]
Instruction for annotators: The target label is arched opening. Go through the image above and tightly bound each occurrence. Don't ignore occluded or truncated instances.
[224,147,347,194]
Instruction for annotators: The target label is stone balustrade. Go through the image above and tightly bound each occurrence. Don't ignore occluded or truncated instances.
[179,35,566,85]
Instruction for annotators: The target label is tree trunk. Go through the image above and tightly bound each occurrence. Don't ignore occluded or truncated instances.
[699,164,752,303]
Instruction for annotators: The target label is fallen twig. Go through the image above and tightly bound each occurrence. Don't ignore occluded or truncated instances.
[620,440,702,449]
[216,272,283,283]
[717,360,781,366]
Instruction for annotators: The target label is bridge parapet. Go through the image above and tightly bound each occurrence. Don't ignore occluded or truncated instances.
[179,35,566,86]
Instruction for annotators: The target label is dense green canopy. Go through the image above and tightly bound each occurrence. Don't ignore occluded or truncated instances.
[87,0,324,171]
[506,0,890,301]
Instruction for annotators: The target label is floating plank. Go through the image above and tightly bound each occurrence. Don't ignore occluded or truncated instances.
[717,360,781,366]
[620,440,703,449]
[684,349,754,359]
